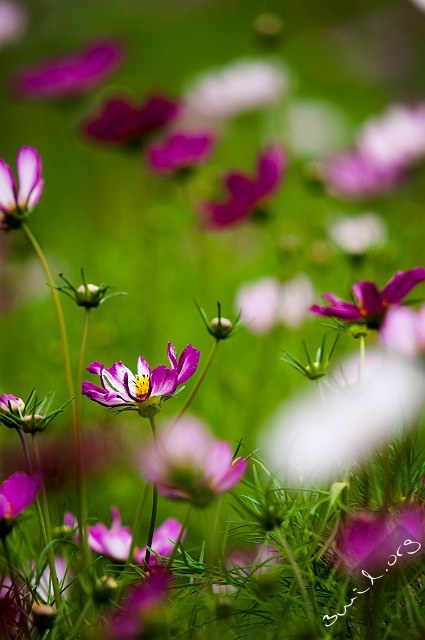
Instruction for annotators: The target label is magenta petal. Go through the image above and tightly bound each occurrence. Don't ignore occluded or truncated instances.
[382,267,425,304]
[150,366,177,397]
[310,294,362,320]
[86,361,104,375]
[217,457,248,493]
[16,146,41,207]
[0,472,41,518]
[225,173,257,203]
[256,144,286,198]
[27,179,44,211]
[176,344,200,384]
[167,342,177,370]
[81,381,123,407]
[201,200,252,228]
[0,495,11,519]
[352,281,383,315]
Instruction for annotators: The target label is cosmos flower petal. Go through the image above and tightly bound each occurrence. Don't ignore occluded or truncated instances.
[0,159,16,212]
[134,517,184,564]
[81,381,123,407]
[0,471,41,518]
[16,146,42,207]
[382,267,425,304]
[176,343,200,385]
[310,293,361,320]
[26,178,44,211]
[352,281,382,315]
[137,356,151,378]
[0,495,10,519]
[150,366,177,397]
[256,144,286,198]
[167,342,177,369]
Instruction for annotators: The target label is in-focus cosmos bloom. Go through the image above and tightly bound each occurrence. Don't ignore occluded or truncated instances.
[310,267,425,328]
[380,304,425,358]
[140,417,247,507]
[260,349,424,484]
[333,505,425,576]
[0,146,43,229]
[14,40,124,99]
[147,131,214,175]
[320,104,425,199]
[0,472,41,536]
[83,94,181,145]
[185,59,287,121]
[199,144,286,229]
[82,343,200,416]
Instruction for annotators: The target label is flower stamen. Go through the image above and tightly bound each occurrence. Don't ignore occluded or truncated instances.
[135,374,150,398]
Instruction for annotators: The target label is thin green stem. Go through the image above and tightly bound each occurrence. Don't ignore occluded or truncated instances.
[21,222,74,399]
[128,482,150,563]
[75,308,91,567]
[145,416,158,566]
[2,538,31,639]
[172,340,218,426]
[166,506,192,571]
[16,428,33,474]
[274,527,316,630]
[31,434,63,611]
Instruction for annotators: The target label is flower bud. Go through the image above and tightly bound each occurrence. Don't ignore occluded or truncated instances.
[0,395,25,415]
[93,575,119,604]
[211,316,233,337]
[253,13,284,44]
[76,283,105,308]
[31,604,56,632]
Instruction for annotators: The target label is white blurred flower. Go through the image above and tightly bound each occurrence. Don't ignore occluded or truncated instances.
[277,273,315,329]
[185,59,287,120]
[358,104,425,169]
[327,212,387,255]
[260,349,424,485]
[0,1,26,47]
[410,0,425,13]
[380,304,425,358]
[236,276,281,334]
[286,99,350,157]
[236,273,314,334]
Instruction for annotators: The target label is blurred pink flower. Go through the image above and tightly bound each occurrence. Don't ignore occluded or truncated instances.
[140,417,247,507]
[380,304,425,358]
[0,1,26,48]
[147,131,214,175]
[83,94,181,145]
[133,517,185,565]
[199,144,286,229]
[333,505,425,576]
[227,544,281,578]
[87,506,132,563]
[14,40,124,99]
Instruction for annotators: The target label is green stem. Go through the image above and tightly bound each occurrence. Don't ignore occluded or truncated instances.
[166,506,192,571]
[358,335,365,383]
[172,340,218,426]
[274,527,316,630]
[128,482,150,564]
[21,222,74,399]
[16,428,33,474]
[75,308,91,567]
[145,416,158,566]
[2,538,31,639]
[31,434,63,611]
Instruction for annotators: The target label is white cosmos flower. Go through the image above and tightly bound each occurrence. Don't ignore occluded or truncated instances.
[185,59,288,120]
[260,349,425,485]
[327,212,387,255]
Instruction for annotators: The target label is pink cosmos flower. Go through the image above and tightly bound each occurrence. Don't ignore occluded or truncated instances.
[380,304,425,357]
[199,144,286,228]
[87,507,132,563]
[334,505,425,576]
[82,342,200,416]
[0,472,41,533]
[310,267,425,327]
[227,544,281,578]
[14,40,124,99]
[139,417,247,507]
[133,517,185,565]
[83,94,181,145]
[107,568,170,640]
[147,131,214,175]
[0,146,43,229]
[0,2,27,49]
[0,394,25,414]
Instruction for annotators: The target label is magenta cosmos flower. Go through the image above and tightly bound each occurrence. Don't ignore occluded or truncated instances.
[310,267,425,328]
[82,343,200,417]
[333,506,425,576]
[83,94,181,145]
[0,146,43,229]
[0,472,41,537]
[199,144,286,229]
[147,131,214,175]
[14,39,124,99]
[140,417,247,507]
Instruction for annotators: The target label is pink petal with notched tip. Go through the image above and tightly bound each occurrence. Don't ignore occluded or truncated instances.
[382,267,425,304]
[16,146,41,207]
[0,159,16,212]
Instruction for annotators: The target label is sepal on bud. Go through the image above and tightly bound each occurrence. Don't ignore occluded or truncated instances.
[54,269,126,308]
[196,301,244,341]
[281,334,339,381]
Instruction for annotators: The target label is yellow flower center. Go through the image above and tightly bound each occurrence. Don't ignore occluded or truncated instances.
[134,374,150,398]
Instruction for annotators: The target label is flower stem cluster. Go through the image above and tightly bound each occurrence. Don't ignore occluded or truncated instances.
[54,270,126,308]
[281,334,339,381]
